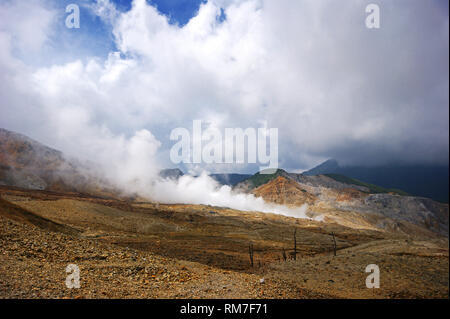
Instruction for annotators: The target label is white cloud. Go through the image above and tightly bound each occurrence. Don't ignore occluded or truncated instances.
[0,0,448,205]
[0,0,56,54]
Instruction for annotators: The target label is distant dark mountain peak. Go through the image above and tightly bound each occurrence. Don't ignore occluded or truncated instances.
[209,173,252,186]
[303,159,339,176]
[159,168,184,180]
[304,159,449,203]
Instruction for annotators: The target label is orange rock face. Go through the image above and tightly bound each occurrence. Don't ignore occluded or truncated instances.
[252,176,316,206]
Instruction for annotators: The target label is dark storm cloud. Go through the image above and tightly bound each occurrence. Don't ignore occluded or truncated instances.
[0,0,448,173]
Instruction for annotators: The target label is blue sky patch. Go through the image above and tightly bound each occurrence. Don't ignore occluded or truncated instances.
[146,0,206,26]
[108,0,207,26]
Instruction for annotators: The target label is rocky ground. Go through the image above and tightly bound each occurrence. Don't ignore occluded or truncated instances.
[0,214,333,299]
[0,187,448,299]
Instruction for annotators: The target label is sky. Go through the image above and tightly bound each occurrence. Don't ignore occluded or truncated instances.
[0,0,448,176]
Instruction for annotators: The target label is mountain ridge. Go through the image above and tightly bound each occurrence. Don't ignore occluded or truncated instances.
[304,159,449,203]
[0,128,118,197]
[235,168,448,237]
[1,127,448,237]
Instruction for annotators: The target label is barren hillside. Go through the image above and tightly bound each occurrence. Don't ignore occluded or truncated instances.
[0,186,448,298]
[0,129,448,299]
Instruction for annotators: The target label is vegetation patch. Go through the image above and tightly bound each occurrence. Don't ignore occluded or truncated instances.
[324,174,409,195]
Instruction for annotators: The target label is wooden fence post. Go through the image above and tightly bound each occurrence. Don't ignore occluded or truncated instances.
[331,232,337,256]
[293,228,297,260]
[249,243,254,267]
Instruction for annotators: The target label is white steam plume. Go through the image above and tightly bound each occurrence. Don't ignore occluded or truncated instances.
[69,128,312,219]
[150,172,310,219]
